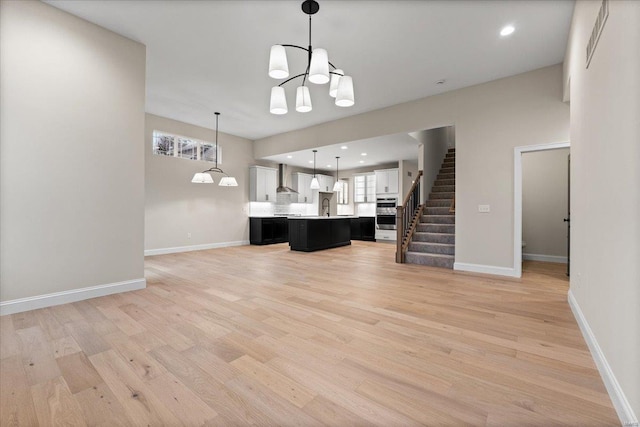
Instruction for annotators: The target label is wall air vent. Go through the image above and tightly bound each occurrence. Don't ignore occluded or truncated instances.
[586,0,609,68]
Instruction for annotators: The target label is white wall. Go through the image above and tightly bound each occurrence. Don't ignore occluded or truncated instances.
[398,160,419,202]
[0,1,146,305]
[522,148,569,261]
[564,0,640,422]
[145,114,254,254]
[255,65,569,272]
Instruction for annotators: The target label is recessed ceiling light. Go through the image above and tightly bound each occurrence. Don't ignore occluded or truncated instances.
[361,153,367,156]
[326,164,332,168]
[308,160,313,164]
[359,160,364,164]
[340,146,348,150]
[500,25,515,37]
[287,155,293,159]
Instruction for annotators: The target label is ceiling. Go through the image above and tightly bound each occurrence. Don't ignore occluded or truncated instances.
[46,0,574,142]
[264,132,420,172]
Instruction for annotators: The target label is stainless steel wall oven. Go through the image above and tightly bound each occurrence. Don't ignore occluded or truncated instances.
[376,197,397,230]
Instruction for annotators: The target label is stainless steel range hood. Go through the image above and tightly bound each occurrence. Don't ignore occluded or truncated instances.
[276,164,298,193]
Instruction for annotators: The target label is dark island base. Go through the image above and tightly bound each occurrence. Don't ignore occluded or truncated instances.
[288,217,351,252]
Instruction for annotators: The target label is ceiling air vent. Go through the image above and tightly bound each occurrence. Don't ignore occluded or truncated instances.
[586,0,609,69]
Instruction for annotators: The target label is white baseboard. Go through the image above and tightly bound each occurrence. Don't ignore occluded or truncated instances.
[523,253,568,263]
[453,262,518,277]
[144,240,250,256]
[568,290,639,427]
[0,278,146,316]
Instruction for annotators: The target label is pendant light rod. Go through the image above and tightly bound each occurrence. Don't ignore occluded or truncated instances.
[313,150,317,177]
[310,149,320,189]
[192,112,238,186]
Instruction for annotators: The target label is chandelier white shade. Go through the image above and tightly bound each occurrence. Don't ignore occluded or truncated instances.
[308,48,330,84]
[296,86,312,112]
[270,86,288,115]
[191,172,214,184]
[335,76,355,107]
[267,0,354,115]
[191,112,238,187]
[268,45,289,79]
[329,69,343,97]
[218,176,239,186]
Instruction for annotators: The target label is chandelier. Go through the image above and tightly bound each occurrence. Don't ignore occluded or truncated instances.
[268,0,355,114]
[191,112,238,186]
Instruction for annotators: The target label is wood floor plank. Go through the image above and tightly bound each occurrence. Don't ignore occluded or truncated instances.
[30,376,86,427]
[88,349,182,426]
[0,243,619,426]
[0,356,38,426]
[74,382,135,427]
[56,351,103,394]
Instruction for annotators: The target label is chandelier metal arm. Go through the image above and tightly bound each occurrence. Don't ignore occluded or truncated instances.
[201,167,229,177]
[277,44,341,71]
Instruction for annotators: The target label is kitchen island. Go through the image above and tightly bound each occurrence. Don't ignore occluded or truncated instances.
[288,216,351,252]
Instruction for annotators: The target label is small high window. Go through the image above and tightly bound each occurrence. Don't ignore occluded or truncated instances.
[152,131,221,163]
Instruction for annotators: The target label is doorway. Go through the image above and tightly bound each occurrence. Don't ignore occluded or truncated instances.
[513,142,570,278]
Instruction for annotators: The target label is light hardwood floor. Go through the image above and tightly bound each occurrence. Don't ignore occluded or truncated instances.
[1,242,618,426]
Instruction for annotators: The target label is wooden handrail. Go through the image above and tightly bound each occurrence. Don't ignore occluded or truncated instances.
[396,170,423,263]
[402,170,423,207]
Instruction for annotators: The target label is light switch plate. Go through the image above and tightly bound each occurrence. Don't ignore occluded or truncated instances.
[478,204,490,213]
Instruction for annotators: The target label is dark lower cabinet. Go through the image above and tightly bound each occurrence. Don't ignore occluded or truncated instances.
[350,217,375,241]
[250,217,288,245]
[288,218,351,252]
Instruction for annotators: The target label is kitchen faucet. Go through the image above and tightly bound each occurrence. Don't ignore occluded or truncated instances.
[322,197,330,217]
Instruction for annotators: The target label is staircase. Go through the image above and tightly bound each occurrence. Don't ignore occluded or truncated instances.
[405,148,455,269]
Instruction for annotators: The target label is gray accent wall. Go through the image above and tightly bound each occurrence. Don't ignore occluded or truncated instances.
[522,148,570,260]
[0,0,146,301]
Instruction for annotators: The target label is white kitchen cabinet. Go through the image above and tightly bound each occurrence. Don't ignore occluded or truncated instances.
[375,168,399,195]
[317,174,335,193]
[292,172,313,203]
[354,173,376,203]
[249,166,277,202]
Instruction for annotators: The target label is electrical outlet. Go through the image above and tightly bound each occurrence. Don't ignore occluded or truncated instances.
[478,204,490,213]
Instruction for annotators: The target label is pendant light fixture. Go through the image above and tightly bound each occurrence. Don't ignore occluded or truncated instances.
[191,112,238,186]
[268,0,355,114]
[332,156,342,191]
[310,149,320,189]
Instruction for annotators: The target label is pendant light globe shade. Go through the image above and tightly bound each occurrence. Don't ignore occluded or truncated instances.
[268,45,289,79]
[270,86,288,115]
[218,176,238,187]
[329,69,343,98]
[335,75,355,107]
[192,172,214,184]
[310,177,320,189]
[332,180,341,192]
[295,86,313,113]
[308,48,330,84]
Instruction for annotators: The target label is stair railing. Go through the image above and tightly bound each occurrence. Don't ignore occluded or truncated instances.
[396,170,423,263]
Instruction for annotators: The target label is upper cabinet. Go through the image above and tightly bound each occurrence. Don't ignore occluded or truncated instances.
[249,166,277,202]
[291,172,313,203]
[317,174,335,193]
[354,173,376,203]
[375,168,399,195]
